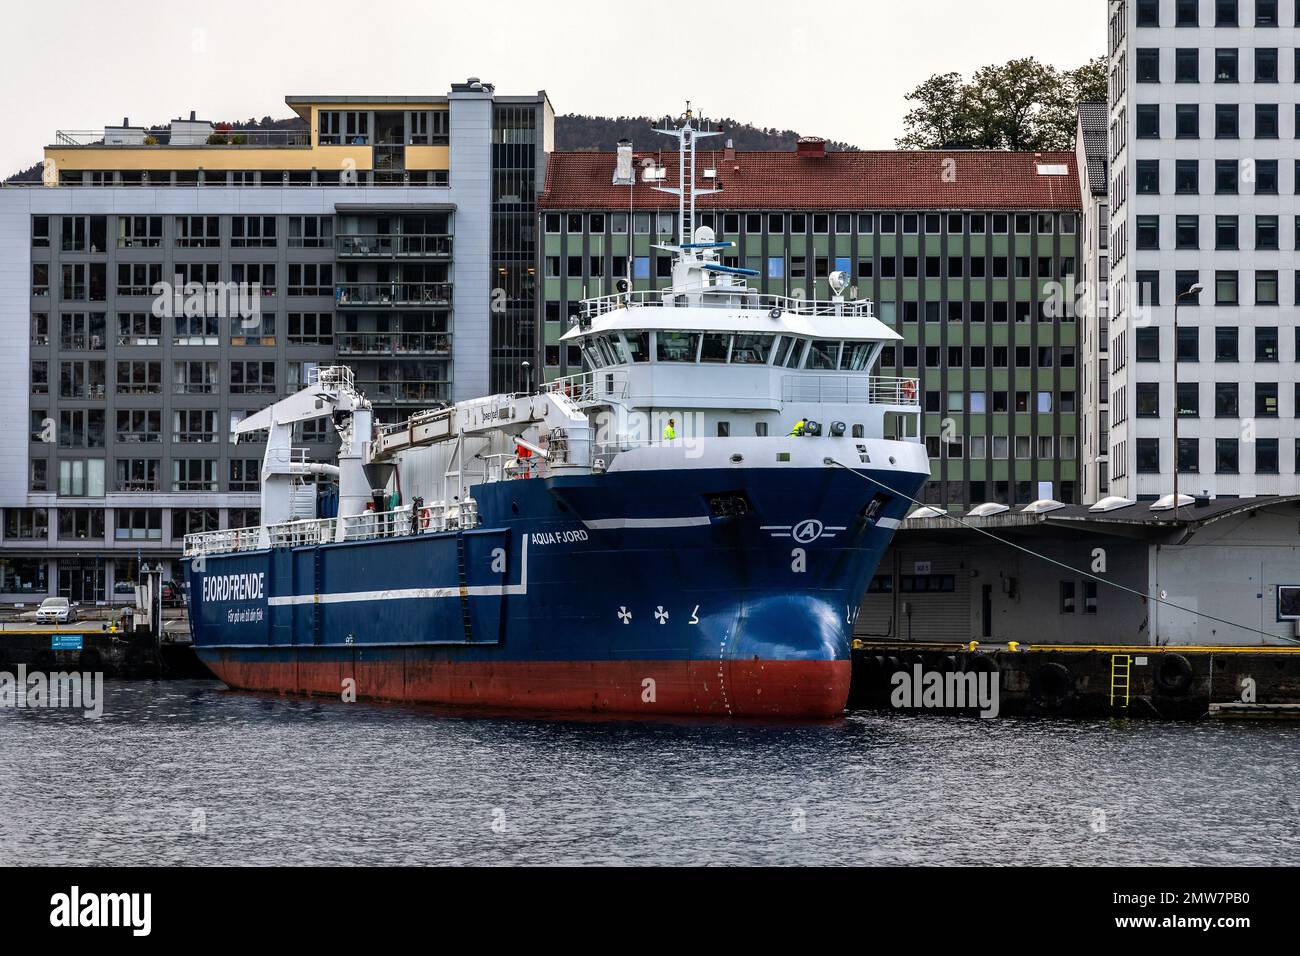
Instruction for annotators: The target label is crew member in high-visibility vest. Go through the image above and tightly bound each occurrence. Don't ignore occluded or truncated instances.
[663,418,677,441]
[790,418,808,436]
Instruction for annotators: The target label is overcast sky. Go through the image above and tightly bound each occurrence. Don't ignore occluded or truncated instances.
[0,0,1102,175]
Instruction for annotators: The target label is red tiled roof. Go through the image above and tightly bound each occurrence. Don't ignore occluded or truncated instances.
[539,149,1081,211]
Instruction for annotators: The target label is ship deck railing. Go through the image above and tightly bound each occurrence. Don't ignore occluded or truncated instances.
[540,370,629,406]
[579,288,875,321]
[183,499,479,557]
[782,375,922,407]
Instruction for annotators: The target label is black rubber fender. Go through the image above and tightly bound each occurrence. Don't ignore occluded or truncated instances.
[1029,661,1074,710]
[78,647,103,672]
[1154,653,1194,696]
[965,654,998,674]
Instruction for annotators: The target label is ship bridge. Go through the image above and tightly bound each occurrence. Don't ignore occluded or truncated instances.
[555,239,920,446]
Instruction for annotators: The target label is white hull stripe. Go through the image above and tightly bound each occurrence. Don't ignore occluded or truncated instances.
[266,540,527,607]
[582,516,712,530]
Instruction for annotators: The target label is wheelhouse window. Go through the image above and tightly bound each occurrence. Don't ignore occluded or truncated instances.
[731,334,774,365]
[807,340,841,370]
[700,333,732,363]
[656,331,700,362]
[840,342,877,372]
[622,331,650,362]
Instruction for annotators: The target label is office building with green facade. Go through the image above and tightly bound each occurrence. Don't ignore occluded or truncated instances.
[538,139,1083,510]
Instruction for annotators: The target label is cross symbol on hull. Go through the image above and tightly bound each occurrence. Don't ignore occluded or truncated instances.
[617,607,631,624]
[655,606,669,624]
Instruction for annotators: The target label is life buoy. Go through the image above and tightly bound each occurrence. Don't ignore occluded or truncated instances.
[1029,662,1074,710]
[1154,653,1194,696]
[419,507,432,530]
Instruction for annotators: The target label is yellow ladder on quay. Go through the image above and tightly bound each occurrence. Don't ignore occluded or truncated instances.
[1109,654,1132,709]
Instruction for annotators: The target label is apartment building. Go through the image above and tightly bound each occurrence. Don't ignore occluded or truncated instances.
[539,139,1083,513]
[1076,102,1113,503]
[0,81,551,603]
[1106,0,1300,501]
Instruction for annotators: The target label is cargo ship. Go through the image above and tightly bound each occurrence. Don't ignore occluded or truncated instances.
[183,108,929,718]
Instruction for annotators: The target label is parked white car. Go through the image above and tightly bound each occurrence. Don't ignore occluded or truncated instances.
[34,597,77,625]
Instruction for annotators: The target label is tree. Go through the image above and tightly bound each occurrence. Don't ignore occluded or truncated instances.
[897,55,1106,151]
[895,73,977,150]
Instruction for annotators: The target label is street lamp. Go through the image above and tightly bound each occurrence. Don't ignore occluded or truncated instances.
[1172,283,1203,520]
[520,360,532,395]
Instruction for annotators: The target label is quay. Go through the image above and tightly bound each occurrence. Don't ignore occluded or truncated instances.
[850,641,1300,720]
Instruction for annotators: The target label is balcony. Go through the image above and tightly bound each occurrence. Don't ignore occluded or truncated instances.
[336,332,451,357]
[355,380,451,405]
[336,234,453,259]
[335,282,452,308]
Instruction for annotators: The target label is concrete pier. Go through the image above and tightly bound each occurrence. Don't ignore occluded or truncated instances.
[850,641,1300,720]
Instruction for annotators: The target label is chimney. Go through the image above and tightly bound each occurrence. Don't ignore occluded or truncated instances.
[190,110,197,121]
[613,138,634,185]
[123,117,130,127]
[797,136,827,159]
[724,138,735,163]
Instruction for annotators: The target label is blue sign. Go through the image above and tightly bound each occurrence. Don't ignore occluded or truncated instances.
[51,634,83,651]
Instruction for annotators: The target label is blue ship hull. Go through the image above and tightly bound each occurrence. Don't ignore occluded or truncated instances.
[185,464,926,717]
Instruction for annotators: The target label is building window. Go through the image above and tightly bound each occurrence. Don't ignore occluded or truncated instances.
[57,509,105,540]
[1215,270,1239,305]
[1136,382,1160,417]
[229,460,260,492]
[1135,216,1160,249]
[172,509,220,539]
[1257,439,1280,474]
[1173,103,1199,138]
[1215,103,1239,138]
[1215,438,1239,474]
[1137,48,1161,82]
[172,459,218,493]
[114,509,162,541]
[1136,160,1160,194]
[1060,581,1077,614]
[176,216,220,247]
[288,312,333,345]
[1215,327,1239,361]
[1136,439,1161,473]
[1256,382,1280,417]
[1256,48,1279,83]
[1216,382,1240,417]
[1137,105,1161,138]
[1256,103,1279,138]
[230,361,276,394]
[231,216,277,248]
[1136,327,1161,361]
[1256,270,1279,305]
[1215,160,1238,193]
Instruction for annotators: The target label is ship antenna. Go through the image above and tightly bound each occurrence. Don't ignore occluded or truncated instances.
[654,101,721,248]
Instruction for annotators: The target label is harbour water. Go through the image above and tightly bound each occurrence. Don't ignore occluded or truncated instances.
[2,680,1297,866]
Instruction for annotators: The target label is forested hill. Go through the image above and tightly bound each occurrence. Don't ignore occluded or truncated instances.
[554,114,856,151]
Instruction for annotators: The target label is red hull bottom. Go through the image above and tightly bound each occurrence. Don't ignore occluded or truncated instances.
[201,656,851,719]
